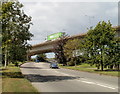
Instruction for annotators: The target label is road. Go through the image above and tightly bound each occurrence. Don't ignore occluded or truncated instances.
[20,62,119,93]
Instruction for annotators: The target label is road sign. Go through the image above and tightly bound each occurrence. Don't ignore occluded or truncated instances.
[47,32,64,41]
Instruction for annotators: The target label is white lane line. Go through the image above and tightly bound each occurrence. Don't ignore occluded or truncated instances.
[96,83,116,90]
[81,81,95,84]
[80,80,116,90]
[32,65,118,90]
[54,71,117,90]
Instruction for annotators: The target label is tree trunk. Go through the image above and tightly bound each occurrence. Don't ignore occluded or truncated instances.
[74,57,77,67]
[101,46,104,71]
[74,61,76,67]
[67,62,69,66]
[4,48,7,68]
[97,65,100,70]
[100,56,104,71]
[101,62,104,71]
[117,64,120,71]
[110,65,113,69]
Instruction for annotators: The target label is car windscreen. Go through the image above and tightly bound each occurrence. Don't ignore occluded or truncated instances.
[52,63,57,66]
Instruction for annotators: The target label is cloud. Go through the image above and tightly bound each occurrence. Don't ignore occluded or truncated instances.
[106,7,118,17]
[20,0,119,3]
[20,2,117,45]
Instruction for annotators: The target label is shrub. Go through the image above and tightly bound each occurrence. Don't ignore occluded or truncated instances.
[15,61,23,67]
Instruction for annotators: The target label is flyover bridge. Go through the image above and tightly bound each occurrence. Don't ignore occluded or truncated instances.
[28,33,86,58]
[28,26,120,60]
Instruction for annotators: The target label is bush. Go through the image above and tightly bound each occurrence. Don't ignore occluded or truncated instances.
[15,61,23,67]
[67,61,75,66]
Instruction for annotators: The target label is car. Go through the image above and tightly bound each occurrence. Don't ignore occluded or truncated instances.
[35,59,40,62]
[50,63,59,69]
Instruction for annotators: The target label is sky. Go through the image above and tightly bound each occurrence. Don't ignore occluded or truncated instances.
[19,0,118,58]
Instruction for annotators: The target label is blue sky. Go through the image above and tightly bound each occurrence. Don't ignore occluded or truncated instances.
[19,0,118,58]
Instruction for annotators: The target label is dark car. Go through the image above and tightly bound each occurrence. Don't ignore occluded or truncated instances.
[50,63,59,69]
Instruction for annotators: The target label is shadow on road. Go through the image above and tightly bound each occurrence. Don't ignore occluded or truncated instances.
[20,66,42,69]
[24,74,80,83]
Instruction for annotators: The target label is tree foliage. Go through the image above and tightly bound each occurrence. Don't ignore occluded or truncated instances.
[1,1,33,67]
[83,21,116,70]
[61,21,120,71]
[107,36,120,70]
[64,38,83,66]
[53,33,68,65]
[36,53,47,62]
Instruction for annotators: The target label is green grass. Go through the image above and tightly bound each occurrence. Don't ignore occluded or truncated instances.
[1,64,39,93]
[59,63,119,77]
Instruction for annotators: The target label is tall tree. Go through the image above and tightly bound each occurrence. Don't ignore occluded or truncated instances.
[1,1,33,67]
[83,21,116,71]
[64,38,83,66]
[107,36,120,70]
[53,33,68,65]
[36,53,46,62]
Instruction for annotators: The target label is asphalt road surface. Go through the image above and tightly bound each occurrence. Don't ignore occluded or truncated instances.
[20,62,119,93]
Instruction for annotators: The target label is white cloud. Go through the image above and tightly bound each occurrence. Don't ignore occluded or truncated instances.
[106,7,118,17]
[19,2,117,45]
[20,0,119,3]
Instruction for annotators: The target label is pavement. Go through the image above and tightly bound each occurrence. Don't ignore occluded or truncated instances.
[20,62,119,93]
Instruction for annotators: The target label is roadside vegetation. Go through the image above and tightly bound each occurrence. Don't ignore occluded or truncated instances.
[1,64,39,93]
[53,33,68,65]
[1,1,33,68]
[0,1,38,93]
[56,21,120,74]
[59,63,119,77]
[1,1,119,93]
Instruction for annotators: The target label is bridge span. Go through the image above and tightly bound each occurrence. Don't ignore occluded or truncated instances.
[28,33,86,58]
[28,26,120,60]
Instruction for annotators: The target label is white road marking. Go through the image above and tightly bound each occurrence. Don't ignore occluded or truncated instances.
[80,80,117,90]
[53,70,117,90]
[81,81,95,84]
[95,83,116,90]
[33,63,118,90]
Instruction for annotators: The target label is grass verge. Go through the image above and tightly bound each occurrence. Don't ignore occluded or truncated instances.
[59,63,119,77]
[1,64,39,93]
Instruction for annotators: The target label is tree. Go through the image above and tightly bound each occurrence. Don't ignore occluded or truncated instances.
[53,33,68,65]
[107,36,120,70]
[36,53,46,62]
[1,1,33,67]
[111,27,120,70]
[83,21,116,71]
[64,38,83,66]
[113,37,120,70]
